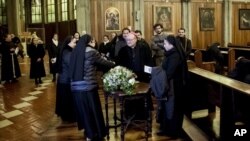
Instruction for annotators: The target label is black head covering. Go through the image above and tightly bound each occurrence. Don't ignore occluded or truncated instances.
[69,34,92,81]
[56,35,73,73]
[164,35,186,61]
[164,35,188,85]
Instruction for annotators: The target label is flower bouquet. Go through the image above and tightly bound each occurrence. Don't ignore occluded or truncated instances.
[102,66,137,95]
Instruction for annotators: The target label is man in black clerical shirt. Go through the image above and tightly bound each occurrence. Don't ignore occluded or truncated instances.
[117,32,153,121]
[117,32,153,83]
[176,28,192,59]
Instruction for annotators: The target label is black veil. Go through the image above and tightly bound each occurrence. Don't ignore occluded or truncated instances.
[69,34,92,81]
[56,35,73,73]
[164,35,188,85]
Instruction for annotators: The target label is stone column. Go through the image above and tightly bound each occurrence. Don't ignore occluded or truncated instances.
[223,0,232,47]
[181,1,192,39]
[133,0,144,34]
[7,0,21,35]
[76,0,91,34]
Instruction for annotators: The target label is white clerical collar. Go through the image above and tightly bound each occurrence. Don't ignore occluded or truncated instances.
[52,39,58,46]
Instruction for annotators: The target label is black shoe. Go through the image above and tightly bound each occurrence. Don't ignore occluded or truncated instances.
[39,80,43,84]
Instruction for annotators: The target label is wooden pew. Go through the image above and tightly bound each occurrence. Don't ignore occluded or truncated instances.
[218,47,236,73]
[187,67,250,140]
[188,48,198,61]
[227,44,250,60]
[227,48,236,72]
[193,49,216,72]
[221,46,250,73]
[227,43,250,49]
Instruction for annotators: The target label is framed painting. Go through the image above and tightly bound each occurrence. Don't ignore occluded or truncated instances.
[239,9,250,30]
[199,8,215,31]
[105,7,120,31]
[153,5,173,32]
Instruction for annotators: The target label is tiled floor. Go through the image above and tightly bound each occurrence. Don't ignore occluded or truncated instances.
[0,56,198,141]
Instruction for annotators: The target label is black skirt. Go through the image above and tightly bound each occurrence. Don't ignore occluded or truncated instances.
[55,83,76,122]
[72,88,106,139]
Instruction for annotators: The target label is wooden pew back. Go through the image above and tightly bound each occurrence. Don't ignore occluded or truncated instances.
[187,67,250,140]
[194,50,216,72]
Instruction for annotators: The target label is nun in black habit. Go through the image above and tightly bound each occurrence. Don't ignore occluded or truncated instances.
[69,34,115,140]
[156,35,188,138]
[55,36,76,123]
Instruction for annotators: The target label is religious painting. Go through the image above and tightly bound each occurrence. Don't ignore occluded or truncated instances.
[105,7,120,31]
[239,9,250,30]
[199,8,215,31]
[153,5,173,32]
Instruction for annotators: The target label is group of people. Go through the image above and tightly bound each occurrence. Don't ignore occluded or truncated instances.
[1,22,249,140]
[0,34,22,84]
[0,24,193,140]
[0,32,46,86]
[53,32,115,141]
[52,23,193,140]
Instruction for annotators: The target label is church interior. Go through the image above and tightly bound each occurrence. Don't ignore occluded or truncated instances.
[0,0,250,141]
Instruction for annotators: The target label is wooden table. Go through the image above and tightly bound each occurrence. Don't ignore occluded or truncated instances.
[104,82,151,141]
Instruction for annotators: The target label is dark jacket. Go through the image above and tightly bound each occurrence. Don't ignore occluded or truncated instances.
[47,41,60,74]
[117,42,153,82]
[57,48,72,84]
[207,44,224,74]
[98,42,111,55]
[228,57,250,84]
[150,66,174,99]
[28,44,46,79]
[176,36,192,58]
[71,47,115,91]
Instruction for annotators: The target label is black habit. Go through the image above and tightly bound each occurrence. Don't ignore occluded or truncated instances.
[27,44,46,79]
[69,34,114,140]
[1,41,21,81]
[158,36,188,138]
[47,40,60,74]
[56,36,76,122]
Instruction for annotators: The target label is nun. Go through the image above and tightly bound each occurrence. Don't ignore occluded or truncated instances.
[69,34,115,141]
[155,35,188,139]
[55,36,77,123]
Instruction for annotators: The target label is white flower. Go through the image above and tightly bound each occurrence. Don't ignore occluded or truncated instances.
[102,66,136,95]
[128,78,135,85]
